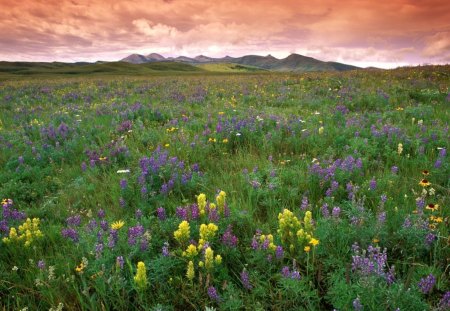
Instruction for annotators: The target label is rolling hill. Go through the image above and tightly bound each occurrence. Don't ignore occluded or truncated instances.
[120,53,360,72]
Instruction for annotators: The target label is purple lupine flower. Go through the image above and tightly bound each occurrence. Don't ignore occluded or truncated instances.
[66,215,81,227]
[61,228,79,242]
[281,266,290,278]
[81,162,87,172]
[97,209,105,219]
[290,270,301,280]
[386,266,396,285]
[135,209,143,219]
[439,148,446,158]
[378,212,386,224]
[321,203,330,218]
[380,194,387,203]
[240,270,252,290]
[369,178,377,191]
[221,225,238,247]
[157,207,166,221]
[119,179,127,190]
[300,196,308,210]
[207,286,220,302]
[434,159,442,168]
[439,291,450,309]
[332,206,341,218]
[418,274,436,294]
[116,256,124,269]
[275,246,284,259]
[208,207,219,222]
[140,238,148,251]
[162,242,170,257]
[402,217,412,228]
[37,260,46,270]
[95,243,104,259]
[119,197,126,208]
[100,220,108,231]
[190,204,199,220]
[391,166,398,174]
[425,233,436,247]
[353,298,363,311]
[251,237,259,250]
[176,206,188,220]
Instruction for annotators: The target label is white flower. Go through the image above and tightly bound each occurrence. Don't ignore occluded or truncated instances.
[117,169,130,174]
[12,266,18,271]
[236,133,241,136]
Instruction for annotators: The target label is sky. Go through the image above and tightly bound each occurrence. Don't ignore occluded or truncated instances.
[0,0,449,68]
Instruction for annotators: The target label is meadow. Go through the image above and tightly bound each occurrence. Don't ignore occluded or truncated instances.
[0,66,449,310]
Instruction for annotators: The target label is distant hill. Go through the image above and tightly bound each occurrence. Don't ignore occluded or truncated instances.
[0,61,205,77]
[120,53,360,72]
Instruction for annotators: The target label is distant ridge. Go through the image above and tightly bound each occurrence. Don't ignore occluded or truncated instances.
[120,53,359,72]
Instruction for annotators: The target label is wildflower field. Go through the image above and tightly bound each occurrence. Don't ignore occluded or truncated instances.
[0,66,449,310]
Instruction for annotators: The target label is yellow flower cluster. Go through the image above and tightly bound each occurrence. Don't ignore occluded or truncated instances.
[200,247,222,271]
[200,223,218,242]
[277,209,318,254]
[134,261,148,289]
[2,218,43,247]
[174,220,190,245]
[278,209,301,246]
[216,191,226,213]
[186,261,195,280]
[166,127,178,133]
[197,193,207,216]
[260,234,276,251]
[183,244,198,258]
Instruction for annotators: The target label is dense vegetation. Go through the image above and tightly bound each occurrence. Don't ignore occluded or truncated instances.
[0,66,449,310]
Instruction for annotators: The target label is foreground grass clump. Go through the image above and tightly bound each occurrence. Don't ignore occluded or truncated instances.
[0,66,449,310]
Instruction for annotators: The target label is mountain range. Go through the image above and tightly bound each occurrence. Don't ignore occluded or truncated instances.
[121,53,360,72]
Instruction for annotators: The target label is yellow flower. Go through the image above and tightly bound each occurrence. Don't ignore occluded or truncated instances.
[204,247,214,270]
[75,263,85,273]
[174,221,190,244]
[164,143,170,148]
[199,223,218,242]
[304,246,311,252]
[422,170,430,176]
[183,244,198,258]
[111,220,125,230]
[318,126,324,135]
[373,238,380,244]
[186,261,195,280]
[419,179,431,187]
[426,203,439,211]
[309,238,320,246]
[216,191,226,212]
[222,138,228,143]
[218,111,225,115]
[197,193,207,215]
[134,261,147,289]
[99,156,107,161]
[215,255,222,265]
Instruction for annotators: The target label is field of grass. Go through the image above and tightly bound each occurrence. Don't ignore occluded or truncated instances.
[0,66,449,310]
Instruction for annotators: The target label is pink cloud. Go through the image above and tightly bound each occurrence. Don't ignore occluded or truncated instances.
[0,0,448,67]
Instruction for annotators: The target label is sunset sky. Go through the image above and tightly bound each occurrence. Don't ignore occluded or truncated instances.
[1,0,449,68]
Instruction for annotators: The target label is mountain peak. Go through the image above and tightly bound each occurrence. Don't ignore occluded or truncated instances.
[146,53,165,60]
[120,52,359,72]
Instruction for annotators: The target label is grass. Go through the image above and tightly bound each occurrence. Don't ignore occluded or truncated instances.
[0,65,449,310]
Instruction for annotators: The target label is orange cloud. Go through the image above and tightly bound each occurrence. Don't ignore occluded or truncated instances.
[0,0,449,67]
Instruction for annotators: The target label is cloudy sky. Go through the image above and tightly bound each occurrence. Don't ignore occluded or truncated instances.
[1,0,449,68]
